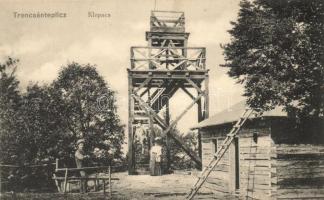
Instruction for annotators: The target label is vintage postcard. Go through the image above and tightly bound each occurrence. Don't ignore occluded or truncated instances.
[0,0,323,199]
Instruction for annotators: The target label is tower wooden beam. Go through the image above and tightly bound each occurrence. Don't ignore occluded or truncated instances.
[161,92,204,137]
[128,73,135,175]
[180,86,195,100]
[132,93,202,165]
[134,77,152,93]
[128,11,208,173]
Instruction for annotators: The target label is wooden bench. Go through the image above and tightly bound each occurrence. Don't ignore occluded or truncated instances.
[52,159,118,196]
[52,176,119,194]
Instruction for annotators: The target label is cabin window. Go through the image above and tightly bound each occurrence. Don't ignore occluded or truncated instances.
[253,132,258,144]
[211,139,218,153]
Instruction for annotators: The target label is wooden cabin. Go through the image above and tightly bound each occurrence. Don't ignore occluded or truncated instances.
[192,101,324,199]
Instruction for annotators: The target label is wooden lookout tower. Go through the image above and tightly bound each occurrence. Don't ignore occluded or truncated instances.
[127,11,209,175]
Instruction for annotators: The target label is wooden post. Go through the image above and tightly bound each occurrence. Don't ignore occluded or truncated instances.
[204,73,209,119]
[147,86,152,160]
[148,38,153,69]
[53,174,61,192]
[130,47,135,69]
[183,37,188,69]
[109,166,112,197]
[165,96,171,173]
[149,116,154,149]
[55,158,59,171]
[128,71,135,175]
[148,87,154,174]
[197,93,203,170]
[166,41,169,70]
[94,174,97,192]
[63,168,68,193]
[103,180,106,195]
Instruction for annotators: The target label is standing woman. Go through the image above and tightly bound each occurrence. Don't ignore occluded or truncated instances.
[150,137,162,176]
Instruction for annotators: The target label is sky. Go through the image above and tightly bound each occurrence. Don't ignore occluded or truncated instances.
[0,0,245,137]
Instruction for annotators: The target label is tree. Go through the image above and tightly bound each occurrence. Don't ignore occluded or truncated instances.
[19,84,67,164]
[51,63,125,165]
[0,57,22,164]
[0,58,35,192]
[168,130,198,170]
[15,84,68,191]
[0,60,125,192]
[222,0,324,118]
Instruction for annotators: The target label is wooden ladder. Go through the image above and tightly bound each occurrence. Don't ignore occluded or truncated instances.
[185,108,257,200]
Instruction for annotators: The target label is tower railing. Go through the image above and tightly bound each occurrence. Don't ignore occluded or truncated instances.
[150,11,185,32]
[130,46,206,70]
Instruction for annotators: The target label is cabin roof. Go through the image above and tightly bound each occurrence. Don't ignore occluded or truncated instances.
[191,100,286,129]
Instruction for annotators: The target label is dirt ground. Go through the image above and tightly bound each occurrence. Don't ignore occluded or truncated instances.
[112,171,211,200]
[0,171,235,200]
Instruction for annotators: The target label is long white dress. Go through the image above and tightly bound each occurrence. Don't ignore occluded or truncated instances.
[150,145,162,176]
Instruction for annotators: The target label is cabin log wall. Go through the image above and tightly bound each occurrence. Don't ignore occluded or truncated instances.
[271,118,324,199]
[272,144,324,199]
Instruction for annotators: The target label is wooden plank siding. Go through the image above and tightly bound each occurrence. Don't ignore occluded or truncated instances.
[239,135,272,200]
[201,126,272,199]
[201,138,230,196]
[202,138,229,195]
[200,117,324,199]
[273,144,324,199]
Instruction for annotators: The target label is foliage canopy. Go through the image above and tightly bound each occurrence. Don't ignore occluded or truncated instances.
[222,0,324,118]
